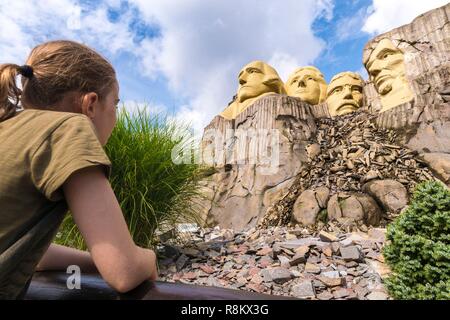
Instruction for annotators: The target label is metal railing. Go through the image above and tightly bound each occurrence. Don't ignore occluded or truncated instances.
[25,272,297,300]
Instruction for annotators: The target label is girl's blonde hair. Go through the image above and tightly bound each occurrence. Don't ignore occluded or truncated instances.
[0,40,116,122]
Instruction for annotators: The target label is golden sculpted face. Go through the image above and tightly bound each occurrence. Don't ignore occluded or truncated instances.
[220,61,285,120]
[285,66,327,105]
[326,72,364,117]
[364,38,413,112]
[237,61,284,103]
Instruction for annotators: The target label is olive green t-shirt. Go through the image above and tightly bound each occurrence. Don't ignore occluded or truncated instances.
[0,109,111,299]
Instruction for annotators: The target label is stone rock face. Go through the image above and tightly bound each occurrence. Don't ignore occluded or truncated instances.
[199,95,316,231]
[363,4,450,186]
[363,179,409,213]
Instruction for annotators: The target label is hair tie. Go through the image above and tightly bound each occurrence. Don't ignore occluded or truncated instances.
[18,65,34,78]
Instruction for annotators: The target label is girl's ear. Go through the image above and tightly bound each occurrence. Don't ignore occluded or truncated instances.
[81,92,99,119]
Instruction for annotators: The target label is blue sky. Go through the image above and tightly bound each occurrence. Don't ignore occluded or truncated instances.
[0,0,448,132]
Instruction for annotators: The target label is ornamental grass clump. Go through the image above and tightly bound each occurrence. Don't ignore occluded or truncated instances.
[56,105,207,249]
[383,180,450,300]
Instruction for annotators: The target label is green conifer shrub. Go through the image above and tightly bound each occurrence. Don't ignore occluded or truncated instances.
[383,180,450,300]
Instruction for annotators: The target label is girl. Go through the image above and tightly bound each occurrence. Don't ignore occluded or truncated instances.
[0,40,158,299]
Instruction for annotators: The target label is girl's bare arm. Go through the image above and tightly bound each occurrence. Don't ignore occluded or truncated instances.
[36,243,98,272]
[57,165,157,293]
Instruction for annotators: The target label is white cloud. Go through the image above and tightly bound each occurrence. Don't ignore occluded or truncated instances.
[0,0,136,64]
[130,0,335,133]
[362,0,449,34]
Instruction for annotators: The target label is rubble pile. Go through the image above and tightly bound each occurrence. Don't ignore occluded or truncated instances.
[157,225,391,300]
[260,111,440,228]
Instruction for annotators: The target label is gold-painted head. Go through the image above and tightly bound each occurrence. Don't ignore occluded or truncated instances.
[326,71,364,117]
[285,66,327,105]
[237,60,285,104]
[364,38,413,112]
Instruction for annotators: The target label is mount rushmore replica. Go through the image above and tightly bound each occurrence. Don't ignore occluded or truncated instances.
[194,3,450,232]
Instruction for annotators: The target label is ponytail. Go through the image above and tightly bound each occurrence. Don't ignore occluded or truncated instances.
[0,40,116,123]
[0,64,22,122]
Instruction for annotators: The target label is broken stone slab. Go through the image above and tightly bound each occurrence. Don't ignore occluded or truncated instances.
[368,228,387,242]
[339,238,354,247]
[317,276,345,287]
[322,246,333,257]
[288,228,311,236]
[321,270,340,278]
[278,255,291,269]
[256,247,273,256]
[331,242,341,254]
[291,280,316,299]
[365,250,385,263]
[354,285,370,300]
[199,264,215,274]
[176,254,189,271]
[182,247,201,257]
[366,291,389,300]
[261,268,293,284]
[333,288,354,299]
[280,247,296,257]
[304,263,321,274]
[319,230,339,242]
[365,259,391,280]
[316,291,334,300]
[160,245,181,259]
[250,274,264,285]
[258,256,274,268]
[294,245,310,256]
[340,246,364,262]
[285,233,297,240]
[306,143,321,160]
[289,251,307,266]
[277,238,328,250]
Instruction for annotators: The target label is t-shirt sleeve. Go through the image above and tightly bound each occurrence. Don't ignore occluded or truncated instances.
[30,115,112,201]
